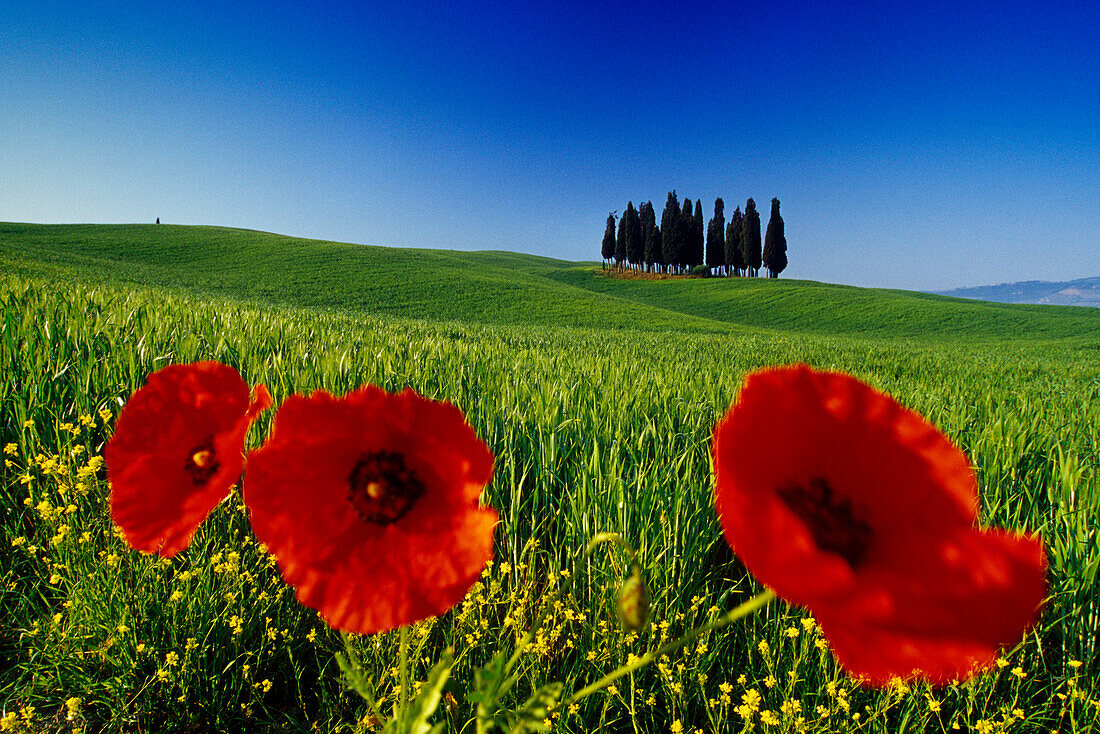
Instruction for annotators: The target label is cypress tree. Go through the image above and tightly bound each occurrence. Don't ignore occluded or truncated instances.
[693,199,705,268]
[641,202,659,272]
[679,197,693,270]
[601,213,616,269]
[661,191,680,274]
[706,197,725,272]
[726,206,744,276]
[615,210,627,268]
[741,198,762,277]
[625,201,643,270]
[762,197,787,278]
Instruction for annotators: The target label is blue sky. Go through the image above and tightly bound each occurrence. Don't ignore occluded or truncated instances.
[2,1,1097,290]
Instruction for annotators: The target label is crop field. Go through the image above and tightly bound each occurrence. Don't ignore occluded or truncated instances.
[1,224,1099,733]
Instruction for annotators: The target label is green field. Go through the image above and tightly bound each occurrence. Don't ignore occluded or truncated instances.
[1,223,1098,733]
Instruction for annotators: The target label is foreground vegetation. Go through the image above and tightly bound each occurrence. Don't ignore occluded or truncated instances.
[1,225,1098,732]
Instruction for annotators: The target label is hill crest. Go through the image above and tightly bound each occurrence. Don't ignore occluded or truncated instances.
[2,222,1098,344]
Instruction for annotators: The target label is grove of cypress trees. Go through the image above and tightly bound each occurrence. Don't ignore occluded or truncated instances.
[726,205,744,276]
[661,191,680,274]
[641,201,660,272]
[601,213,616,270]
[706,197,725,273]
[741,198,762,277]
[762,197,787,278]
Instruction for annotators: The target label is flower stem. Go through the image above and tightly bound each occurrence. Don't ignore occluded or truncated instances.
[399,625,409,716]
[338,631,383,722]
[566,589,777,705]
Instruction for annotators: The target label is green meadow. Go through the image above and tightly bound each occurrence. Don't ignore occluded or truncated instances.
[1,223,1098,733]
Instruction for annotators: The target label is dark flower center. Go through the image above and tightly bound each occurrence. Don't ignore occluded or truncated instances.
[777,477,873,569]
[185,438,220,486]
[348,451,425,526]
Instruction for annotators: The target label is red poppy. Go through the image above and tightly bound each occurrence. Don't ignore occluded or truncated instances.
[713,364,1047,685]
[243,386,496,635]
[106,362,272,557]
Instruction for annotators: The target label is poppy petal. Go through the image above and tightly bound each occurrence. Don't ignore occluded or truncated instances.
[817,528,1047,685]
[106,362,271,557]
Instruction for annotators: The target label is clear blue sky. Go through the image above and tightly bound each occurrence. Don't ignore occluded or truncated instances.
[2,1,1097,290]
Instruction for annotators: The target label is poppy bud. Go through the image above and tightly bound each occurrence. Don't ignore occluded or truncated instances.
[616,573,651,632]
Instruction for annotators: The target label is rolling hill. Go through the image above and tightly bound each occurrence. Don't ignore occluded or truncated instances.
[3,222,1098,345]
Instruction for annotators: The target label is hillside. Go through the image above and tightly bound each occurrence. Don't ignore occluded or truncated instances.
[3,222,1099,345]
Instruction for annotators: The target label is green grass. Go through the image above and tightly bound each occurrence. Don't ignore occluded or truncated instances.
[3,222,1098,344]
[1,223,1098,733]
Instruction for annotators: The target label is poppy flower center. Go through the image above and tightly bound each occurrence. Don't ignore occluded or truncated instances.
[185,439,220,485]
[348,451,425,526]
[777,477,872,569]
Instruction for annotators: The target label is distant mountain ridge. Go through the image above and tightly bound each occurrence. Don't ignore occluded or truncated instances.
[934,277,1100,308]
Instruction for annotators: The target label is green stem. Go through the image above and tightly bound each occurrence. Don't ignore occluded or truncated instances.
[566,589,777,705]
[339,631,383,722]
[399,625,409,715]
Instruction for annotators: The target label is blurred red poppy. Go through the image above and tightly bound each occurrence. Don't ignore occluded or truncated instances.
[243,386,496,635]
[106,362,271,557]
[713,364,1047,685]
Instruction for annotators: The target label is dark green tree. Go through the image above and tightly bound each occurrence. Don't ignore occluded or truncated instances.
[661,191,680,274]
[641,201,660,272]
[706,197,725,272]
[762,197,787,278]
[679,197,693,270]
[726,205,744,276]
[625,201,643,270]
[692,199,705,268]
[601,213,616,269]
[741,198,762,276]
[615,208,627,268]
